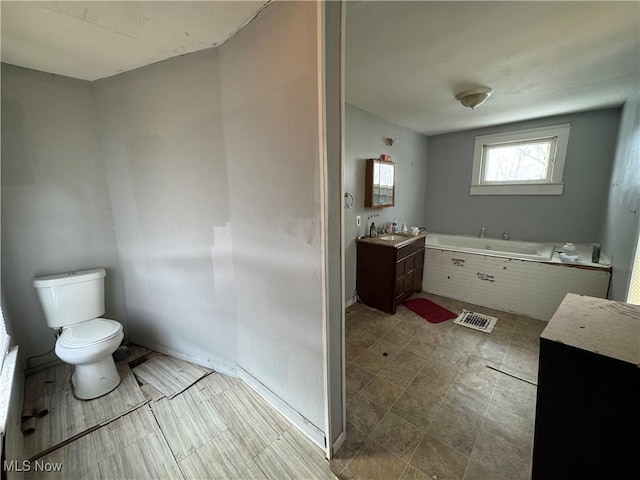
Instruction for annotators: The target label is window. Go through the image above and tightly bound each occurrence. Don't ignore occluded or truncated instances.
[470,124,570,195]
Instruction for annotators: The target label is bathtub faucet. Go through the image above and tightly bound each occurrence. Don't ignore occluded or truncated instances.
[479,227,485,238]
[502,230,510,240]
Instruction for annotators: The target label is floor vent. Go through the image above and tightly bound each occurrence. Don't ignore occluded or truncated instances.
[454,310,497,333]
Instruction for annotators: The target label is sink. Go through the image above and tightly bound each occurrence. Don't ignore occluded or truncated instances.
[378,234,411,241]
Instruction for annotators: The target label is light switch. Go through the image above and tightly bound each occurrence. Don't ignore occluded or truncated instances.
[356,216,361,227]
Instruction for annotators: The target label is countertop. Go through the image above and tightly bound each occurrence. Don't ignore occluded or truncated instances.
[356,232,426,249]
[541,293,640,366]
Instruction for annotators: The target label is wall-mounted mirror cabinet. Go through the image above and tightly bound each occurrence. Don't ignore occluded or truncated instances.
[365,158,395,208]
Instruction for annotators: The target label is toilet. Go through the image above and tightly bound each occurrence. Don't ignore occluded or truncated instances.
[33,268,124,400]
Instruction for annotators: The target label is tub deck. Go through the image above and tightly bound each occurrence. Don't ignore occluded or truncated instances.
[423,233,611,320]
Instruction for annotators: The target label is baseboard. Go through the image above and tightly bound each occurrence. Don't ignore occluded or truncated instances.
[237,367,326,452]
[24,357,63,376]
[345,296,357,308]
[331,430,346,457]
[127,336,238,378]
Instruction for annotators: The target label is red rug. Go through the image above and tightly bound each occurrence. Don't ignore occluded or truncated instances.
[403,298,457,324]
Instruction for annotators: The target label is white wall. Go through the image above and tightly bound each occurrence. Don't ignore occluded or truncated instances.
[344,104,429,301]
[1,64,127,363]
[220,1,327,434]
[602,85,640,301]
[93,48,238,370]
[2,1,338,446]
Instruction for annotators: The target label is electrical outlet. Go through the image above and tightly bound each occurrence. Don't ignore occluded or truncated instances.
[356,216,361,227]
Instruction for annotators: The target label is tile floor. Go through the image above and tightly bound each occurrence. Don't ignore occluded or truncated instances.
[17,355,335,480]
[332,293,544,480]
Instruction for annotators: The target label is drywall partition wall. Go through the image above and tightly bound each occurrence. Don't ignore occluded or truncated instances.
[324,0,346,450]
[220,1,328,441]
[425,109,620,243]
[344,104,429,302]
[602,85,640,301]
[1,64,127,362]
[93,48,238,371]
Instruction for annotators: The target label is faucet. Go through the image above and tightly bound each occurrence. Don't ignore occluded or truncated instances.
[502,230,510,240]
[479,227,485,238]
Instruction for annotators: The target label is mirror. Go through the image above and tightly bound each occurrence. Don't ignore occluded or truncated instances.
[365,158,395,208]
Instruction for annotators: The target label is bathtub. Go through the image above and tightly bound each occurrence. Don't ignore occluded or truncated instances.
[426,233,554,261]
[423,232,611,320]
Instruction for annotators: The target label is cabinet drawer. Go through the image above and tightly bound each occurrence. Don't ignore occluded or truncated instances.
[397,239,425,261]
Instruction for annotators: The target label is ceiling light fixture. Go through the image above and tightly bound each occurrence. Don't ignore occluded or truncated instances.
[455,87,494,109]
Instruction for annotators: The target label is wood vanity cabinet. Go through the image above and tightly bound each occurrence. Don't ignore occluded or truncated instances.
[356,236,425,314]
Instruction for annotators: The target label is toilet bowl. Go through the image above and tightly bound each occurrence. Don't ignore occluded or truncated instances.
[55,318,124,399]
[33,268,125,400]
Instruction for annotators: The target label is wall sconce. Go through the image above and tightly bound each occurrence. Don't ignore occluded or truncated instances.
[384,138,398,146]
[455,87,493,109]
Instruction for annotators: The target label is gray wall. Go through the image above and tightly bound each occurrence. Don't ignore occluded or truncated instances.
[425,109,621,243]
[1,64,127,363]
[602,85,640,300]
[325,0,345,445]
[344,104,429,300]
[93,48,238,369]
[220,0,327,432]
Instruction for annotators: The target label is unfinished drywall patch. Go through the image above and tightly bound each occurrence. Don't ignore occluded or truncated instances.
[93,47,238,367]
[220,0,327,434]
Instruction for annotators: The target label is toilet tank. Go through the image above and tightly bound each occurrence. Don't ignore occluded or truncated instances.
[33,268,106,328]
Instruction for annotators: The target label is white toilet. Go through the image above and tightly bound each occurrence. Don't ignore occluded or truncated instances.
[33,268,124,400]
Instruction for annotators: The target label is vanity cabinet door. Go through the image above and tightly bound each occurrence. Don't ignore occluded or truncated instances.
[396,251,419,301]
[413,249,424,292]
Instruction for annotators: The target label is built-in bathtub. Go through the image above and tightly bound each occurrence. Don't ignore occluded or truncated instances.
[423,233,612,320]
[427,233,554,261]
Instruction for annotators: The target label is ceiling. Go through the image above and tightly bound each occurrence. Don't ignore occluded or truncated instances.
[2,1,638,136]
[346,1,640,136]
[1,1,269,81]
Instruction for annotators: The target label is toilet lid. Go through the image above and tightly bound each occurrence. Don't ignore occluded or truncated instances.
[58,318,122,348]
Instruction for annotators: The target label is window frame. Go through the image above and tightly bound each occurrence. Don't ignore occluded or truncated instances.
[470,124,571,195]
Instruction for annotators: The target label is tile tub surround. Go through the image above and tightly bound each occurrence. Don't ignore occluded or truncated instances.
[334,294,543,480]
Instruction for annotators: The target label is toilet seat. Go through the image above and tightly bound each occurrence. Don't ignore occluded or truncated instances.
[58,318,122,349]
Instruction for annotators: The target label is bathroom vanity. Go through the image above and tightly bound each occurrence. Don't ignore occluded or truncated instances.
[532,294,640,479]
[356,233,426,314]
